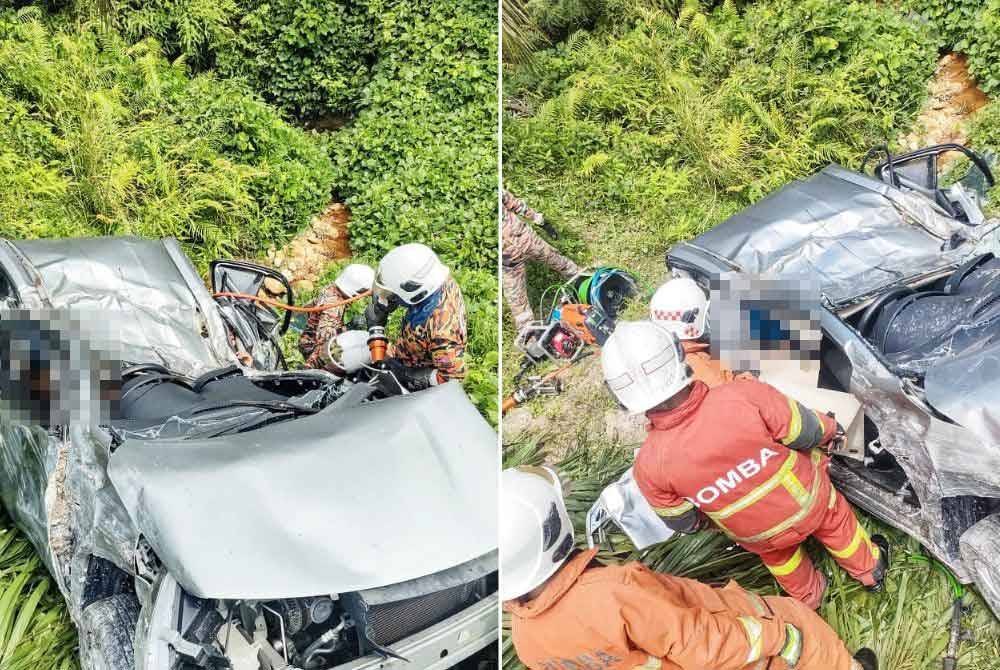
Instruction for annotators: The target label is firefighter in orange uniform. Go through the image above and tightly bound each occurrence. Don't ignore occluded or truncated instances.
[600,321,890,610]
[501,466,879,670]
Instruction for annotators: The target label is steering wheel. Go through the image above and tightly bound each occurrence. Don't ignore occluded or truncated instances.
[857,287,915,339]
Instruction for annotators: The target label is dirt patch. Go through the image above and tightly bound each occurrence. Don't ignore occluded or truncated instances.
[266,202,353,294]
[901,53,989,152]
[505,355,644,463]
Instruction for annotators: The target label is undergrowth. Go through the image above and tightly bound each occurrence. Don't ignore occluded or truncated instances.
[0,9,334,271]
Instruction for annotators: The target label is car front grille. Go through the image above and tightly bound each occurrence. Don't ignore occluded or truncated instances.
[344,577,487,651]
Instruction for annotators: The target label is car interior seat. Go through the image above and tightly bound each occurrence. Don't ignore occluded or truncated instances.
[857,253,1000,373]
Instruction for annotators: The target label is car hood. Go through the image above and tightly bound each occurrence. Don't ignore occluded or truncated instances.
[107,382,498,600]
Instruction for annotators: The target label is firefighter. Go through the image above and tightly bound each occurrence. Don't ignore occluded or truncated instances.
[299,263,374,371]
[502,189,580,332]
[600,321,890,610]
[650,276,752,387]
[502,465,879,670]
[364,243,467,392]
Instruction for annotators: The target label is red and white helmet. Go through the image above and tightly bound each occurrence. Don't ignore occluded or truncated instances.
[649,277,709,340]
[601,321,692,414]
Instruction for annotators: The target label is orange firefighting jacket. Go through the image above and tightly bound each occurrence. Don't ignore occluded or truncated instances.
[681,341,753,388]
[507,549,853,670]
[634,380,837,550]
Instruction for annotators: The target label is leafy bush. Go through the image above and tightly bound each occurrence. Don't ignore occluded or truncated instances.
[118,0,237,68]
[522,0,683,38]
[0,12,334,271]
[971,98,1000,150]
[902,0,982,49]
[114,0,374,119]
[965,0,1000,95]
[329,0,498,271]
[221,0,375,119]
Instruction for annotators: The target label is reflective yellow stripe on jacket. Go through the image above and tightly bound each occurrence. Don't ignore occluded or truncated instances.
[765,547,805,576]
[706,450,823,544]
[653,500,695,517]
[781,396,803,446]
[829,521,876,560]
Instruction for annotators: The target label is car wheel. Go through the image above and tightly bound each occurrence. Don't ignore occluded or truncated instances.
[79,593,141,670]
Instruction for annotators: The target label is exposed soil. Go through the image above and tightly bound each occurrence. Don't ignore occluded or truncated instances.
[901,53,989,152]
[265,202,353,294]
[504,355,645,462]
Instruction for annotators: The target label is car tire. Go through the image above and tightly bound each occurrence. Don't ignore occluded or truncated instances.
[79,593,141,670]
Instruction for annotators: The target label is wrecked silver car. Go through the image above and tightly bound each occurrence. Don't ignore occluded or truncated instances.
[0,237,498,670]
[667,143,1000,620]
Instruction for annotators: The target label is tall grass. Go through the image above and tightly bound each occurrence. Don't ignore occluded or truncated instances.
[0,521,78,669]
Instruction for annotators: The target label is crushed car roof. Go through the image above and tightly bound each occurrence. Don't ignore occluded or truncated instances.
[670,165,997,305]
[2,237,235,377]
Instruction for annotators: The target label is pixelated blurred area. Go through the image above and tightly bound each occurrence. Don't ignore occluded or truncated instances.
[0,309,121,427]
[709,273,823,373]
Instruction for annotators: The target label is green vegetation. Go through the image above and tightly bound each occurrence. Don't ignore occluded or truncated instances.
[503,1,1000,668]
[904,0,1000,96]
[903,0,981,49]
[119,0,375,118]
[0,11,333,267]
[0,524,78,669]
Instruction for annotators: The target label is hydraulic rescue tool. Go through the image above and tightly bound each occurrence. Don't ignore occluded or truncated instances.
[505,267,636,414]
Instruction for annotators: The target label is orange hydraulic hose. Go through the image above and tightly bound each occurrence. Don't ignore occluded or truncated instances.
[212,289,372,313]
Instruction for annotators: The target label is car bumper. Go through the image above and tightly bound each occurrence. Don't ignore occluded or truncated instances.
[333,593,498,670]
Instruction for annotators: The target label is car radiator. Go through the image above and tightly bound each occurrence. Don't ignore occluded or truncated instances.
[343,576,488,653]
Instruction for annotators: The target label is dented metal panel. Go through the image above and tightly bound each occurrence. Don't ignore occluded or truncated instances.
[108,382,498,599]
[925,340,1000,451]
[674,165,992,306]
[10,237,235,377]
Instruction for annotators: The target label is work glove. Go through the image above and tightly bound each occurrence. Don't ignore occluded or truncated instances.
[821,411,847,452]
[364,293,401,330]
[778,623,803,668]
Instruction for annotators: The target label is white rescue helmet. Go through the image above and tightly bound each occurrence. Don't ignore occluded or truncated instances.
[500,466,575,601]
[601,321,692,415]
[374,244,449,305]
[649,277,709,340]
[324,329,372,375]
[334,264,375,297]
